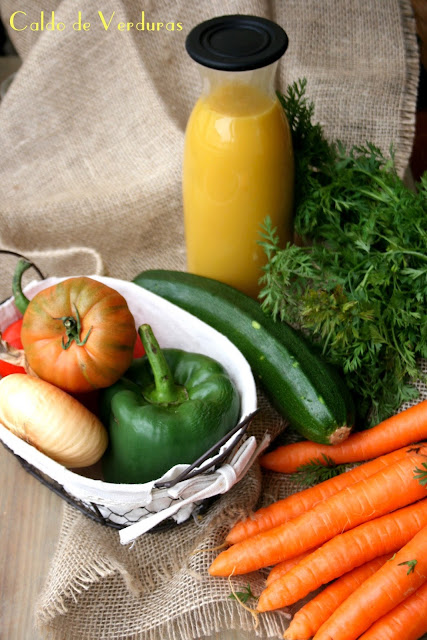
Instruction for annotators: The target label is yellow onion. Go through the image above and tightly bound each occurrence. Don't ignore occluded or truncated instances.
[0,373,108,468]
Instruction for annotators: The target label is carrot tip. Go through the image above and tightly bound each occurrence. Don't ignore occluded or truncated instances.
[208,557,230,577]
[256,595,272,613]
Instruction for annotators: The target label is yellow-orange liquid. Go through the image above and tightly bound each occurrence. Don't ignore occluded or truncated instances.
[183,82,294,298]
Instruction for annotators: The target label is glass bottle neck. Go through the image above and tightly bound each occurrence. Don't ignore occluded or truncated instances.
[198,61,279,102]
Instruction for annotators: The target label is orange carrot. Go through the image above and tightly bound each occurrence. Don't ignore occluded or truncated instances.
[226,444,420,545]
[312,524,427,640]
[209,451,427,576]
[357,580,427,640]
[282,555,389,640]
[257,499,427,611]
[260,400,427,474]
[267,548,320,587]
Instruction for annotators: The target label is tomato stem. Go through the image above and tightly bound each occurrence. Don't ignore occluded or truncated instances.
[59,305,93,350]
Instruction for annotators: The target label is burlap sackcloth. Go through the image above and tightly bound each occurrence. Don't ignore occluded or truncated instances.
[0,0,422,638]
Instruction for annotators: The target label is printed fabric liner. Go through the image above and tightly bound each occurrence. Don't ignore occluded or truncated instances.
[0,0,423,638]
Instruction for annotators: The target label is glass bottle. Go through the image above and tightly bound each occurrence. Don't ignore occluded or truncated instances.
[183,14,294,299]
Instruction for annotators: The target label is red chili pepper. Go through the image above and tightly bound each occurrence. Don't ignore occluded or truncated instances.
[0,318,26,376]
[133,334,145,359]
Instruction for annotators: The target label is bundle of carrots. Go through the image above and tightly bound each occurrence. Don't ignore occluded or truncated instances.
[209,399,427,640]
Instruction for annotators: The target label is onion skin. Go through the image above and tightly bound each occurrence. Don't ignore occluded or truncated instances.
[0,374,108,468]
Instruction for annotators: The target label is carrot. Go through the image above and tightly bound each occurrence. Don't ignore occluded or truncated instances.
[209,451,427,576]
[266,548,320,587]
[357,580,427,640]
[257,499,427,611]
[312,524,427,640]
[260,400,427,474]
[226,444,420,545]
[282,555,389,640]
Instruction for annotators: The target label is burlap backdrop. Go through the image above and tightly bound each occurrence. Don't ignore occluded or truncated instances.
[0,1,422,638]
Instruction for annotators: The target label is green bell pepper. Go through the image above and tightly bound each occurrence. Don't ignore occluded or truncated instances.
[100,324,240,484]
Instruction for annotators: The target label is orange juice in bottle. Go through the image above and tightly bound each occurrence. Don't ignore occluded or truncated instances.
[184,15,294,298]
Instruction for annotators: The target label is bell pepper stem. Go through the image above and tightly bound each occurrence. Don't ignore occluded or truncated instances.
[12,258,32,315]
[138,324,188,405]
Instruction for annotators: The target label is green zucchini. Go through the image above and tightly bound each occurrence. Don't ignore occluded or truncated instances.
[133,270,354,445]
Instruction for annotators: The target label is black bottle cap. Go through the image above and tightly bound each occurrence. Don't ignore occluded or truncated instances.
[185,15,289,72]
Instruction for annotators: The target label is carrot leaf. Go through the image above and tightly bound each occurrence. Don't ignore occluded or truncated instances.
[293,454,350,487]
[228,583,256,604]
[398,559,418,575]
[414,462,427,487]
[260,79,427,426]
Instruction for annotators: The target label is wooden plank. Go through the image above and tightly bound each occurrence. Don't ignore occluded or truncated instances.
[0,445,62,640]
[0,445,261,640]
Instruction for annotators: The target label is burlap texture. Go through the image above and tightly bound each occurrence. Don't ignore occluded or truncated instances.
[0,0,420,300]
[0,0,422,638]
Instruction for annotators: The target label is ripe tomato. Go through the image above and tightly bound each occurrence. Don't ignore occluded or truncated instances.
[0,318,26,376]
[21,277,137,393]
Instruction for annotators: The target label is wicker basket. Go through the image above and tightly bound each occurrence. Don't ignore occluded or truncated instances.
[0,275,262,543]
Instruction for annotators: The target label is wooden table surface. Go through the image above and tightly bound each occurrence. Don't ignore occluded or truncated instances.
[0,443,265,640]
[0,445,61,639]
